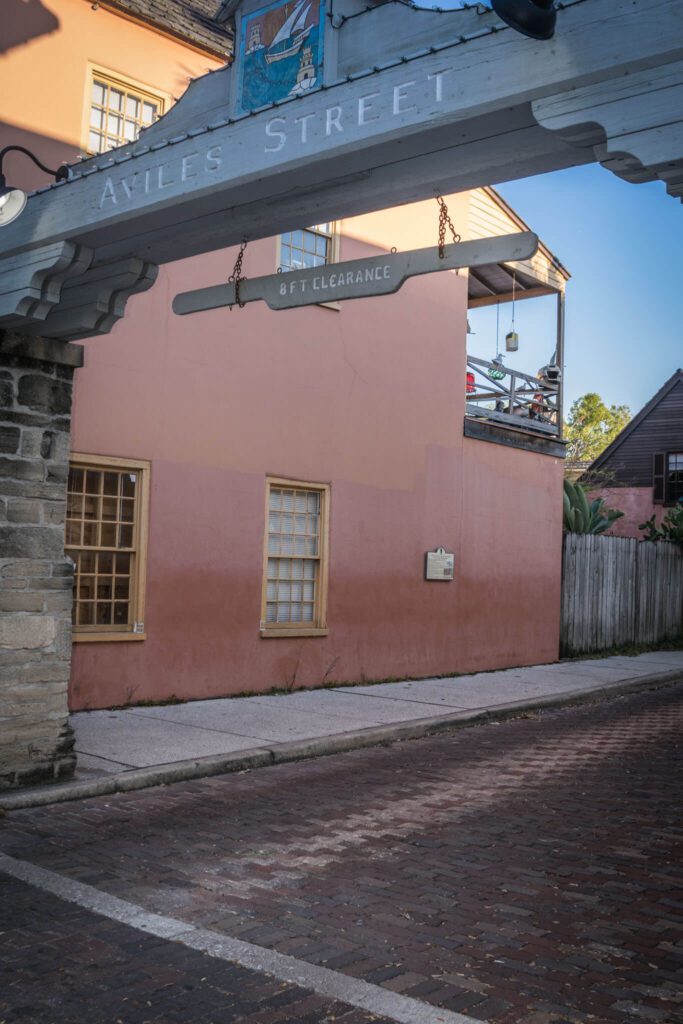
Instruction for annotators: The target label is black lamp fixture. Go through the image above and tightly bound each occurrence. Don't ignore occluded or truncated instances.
[491,0,557,40]
[0,146,70,228]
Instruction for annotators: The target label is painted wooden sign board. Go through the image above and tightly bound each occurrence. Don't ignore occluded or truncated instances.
[426,548,455,582]
[0,0,681,343]
[173,232,538,314]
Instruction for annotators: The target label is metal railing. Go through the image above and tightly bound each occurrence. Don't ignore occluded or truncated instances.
[465,355,560,437]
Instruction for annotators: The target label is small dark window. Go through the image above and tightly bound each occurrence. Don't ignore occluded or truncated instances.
[667,452,683,505]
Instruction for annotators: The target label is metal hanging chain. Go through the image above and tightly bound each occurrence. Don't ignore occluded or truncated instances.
[511,270,516,329]
[436,194,461,259]
[228,239,248,310]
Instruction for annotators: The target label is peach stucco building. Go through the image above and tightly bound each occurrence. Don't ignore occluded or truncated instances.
[2,0,569,710]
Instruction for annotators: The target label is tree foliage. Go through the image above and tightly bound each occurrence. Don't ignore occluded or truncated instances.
[565,392,631,462]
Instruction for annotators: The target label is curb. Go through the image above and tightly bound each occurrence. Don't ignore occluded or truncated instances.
[1,668,681,811]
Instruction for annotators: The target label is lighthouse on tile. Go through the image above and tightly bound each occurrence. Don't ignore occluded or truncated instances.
[290,44,316,95]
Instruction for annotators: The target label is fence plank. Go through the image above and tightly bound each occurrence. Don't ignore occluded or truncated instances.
[561,534,683,655]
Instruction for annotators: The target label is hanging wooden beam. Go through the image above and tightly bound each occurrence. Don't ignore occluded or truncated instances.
[173,232,538,315]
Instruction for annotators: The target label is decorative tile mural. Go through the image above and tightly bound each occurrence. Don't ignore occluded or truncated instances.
[237,0,325,115]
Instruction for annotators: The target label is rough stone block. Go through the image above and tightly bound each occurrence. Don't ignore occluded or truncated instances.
[28,575,73,590]
[54,620,73,660]
[7,662,69,684]
[0,426,20,454]
[1,409,53,429]
[0,457,44,481]
[45,591,73,613]
[0,592,44,613]
[1,478,66,501]
[46,463,68,483]
[19,429,44,459]
[0,370,14,407]
[17,374,72,416]
[0,615,57,650]
[1,559,49,577]
[0,527,63,559]
[0,649,42,666]
[50,431,72,464]
[44,501,67,525]
[6,499,42,524]
[40,431,54,458]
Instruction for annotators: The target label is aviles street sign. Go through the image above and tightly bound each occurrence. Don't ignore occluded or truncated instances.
[172,232,538,314]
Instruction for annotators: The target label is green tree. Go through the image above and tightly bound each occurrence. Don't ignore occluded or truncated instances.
[565,392,631,461]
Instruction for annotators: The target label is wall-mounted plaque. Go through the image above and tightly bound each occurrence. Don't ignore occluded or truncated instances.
[425,548,455,582]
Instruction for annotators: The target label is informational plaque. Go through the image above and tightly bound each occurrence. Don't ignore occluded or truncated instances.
[425,548,455,582]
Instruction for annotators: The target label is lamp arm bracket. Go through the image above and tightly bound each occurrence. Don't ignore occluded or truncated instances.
[0,145,70,182]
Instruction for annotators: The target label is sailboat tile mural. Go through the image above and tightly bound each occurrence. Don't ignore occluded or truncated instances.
[237,0,325,115]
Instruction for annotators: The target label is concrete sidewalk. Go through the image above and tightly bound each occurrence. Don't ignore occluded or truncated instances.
[3,650,683,809]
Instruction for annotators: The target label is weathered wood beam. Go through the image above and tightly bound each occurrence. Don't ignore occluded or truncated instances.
[1,0,680,264]
[0,0,680,341]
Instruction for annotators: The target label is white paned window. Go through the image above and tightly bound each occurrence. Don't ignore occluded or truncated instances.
[88,73,163,154]
[279,224,336,272]
[262,480,329,636]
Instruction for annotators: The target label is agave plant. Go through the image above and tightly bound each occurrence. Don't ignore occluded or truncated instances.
[563,479,624,535]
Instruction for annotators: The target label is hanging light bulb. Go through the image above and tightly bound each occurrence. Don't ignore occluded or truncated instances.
[505,271,519,352]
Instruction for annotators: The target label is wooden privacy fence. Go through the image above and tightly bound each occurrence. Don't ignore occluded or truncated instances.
[561,533,683,655]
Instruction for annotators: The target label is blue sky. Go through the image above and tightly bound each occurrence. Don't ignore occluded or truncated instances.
[468,165,683,418]
[409,0,683,418]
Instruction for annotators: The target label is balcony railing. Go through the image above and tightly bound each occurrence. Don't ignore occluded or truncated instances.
[466,355,560,438]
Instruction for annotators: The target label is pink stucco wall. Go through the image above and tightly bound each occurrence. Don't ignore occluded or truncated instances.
[589,487,663,539]
[69,230,564,710]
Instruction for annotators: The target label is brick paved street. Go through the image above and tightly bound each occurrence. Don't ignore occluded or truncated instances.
[0,875,392,1024]
[1,683,682,1024]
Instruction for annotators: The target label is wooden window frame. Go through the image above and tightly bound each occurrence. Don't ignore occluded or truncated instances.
[260,477,330,639]
[81,63,169,157]
[275,223,341,311]
[665,451,683,506]
[67,453,151,643]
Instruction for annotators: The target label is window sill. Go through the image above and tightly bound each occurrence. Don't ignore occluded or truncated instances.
[73,632,147,643]
[260,627,329,639]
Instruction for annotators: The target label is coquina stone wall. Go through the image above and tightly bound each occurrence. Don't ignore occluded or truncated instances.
[0,331,83,789]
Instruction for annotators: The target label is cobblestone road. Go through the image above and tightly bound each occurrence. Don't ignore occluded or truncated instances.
[1,683,682,1024]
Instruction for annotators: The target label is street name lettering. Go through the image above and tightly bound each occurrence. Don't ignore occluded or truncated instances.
[98,146,223,209]
[264,68,454,154]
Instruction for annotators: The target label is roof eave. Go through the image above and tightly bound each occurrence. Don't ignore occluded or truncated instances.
[588,369,683,472]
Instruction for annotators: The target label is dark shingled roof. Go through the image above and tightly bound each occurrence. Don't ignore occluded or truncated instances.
[102,0,233,58]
